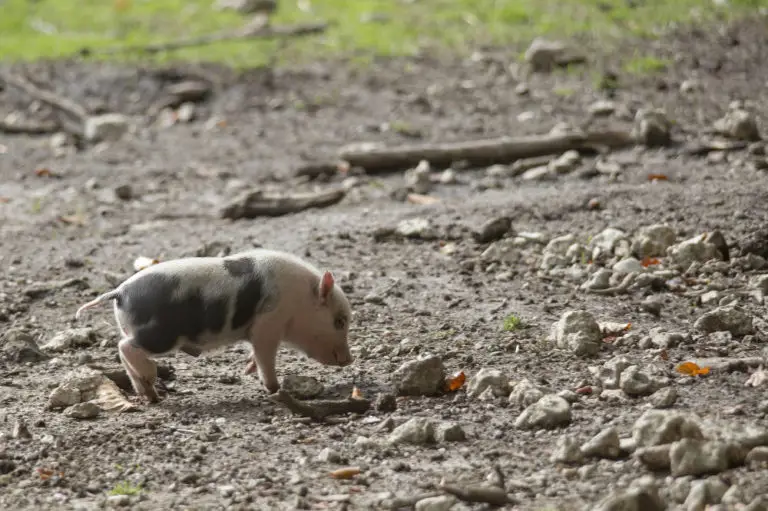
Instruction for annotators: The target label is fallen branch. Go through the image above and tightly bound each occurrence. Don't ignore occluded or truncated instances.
[294,160,345,179]
[585,272,637,296]
[338,129,636,173]
[220,187,346,220]
[0,118,59,135]
[80,20,328,57]
[0,72,88,123]
[438,482,517,507]
[381,492,442,510]
[269,389,371,421]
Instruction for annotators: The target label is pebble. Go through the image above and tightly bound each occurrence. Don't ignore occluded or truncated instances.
[435,423,466,443]
[631,224,677,258]
[597,356,631,389]
[550,150,581,174]
[551,434,584,464]
[472,216,512,243]
[388,418,435,445]
[632,107,672,147]
[40,328,96,353]
[113,184,133,201]
[670,439,729,477]
[667,235,723,268]
[84,113,130,142]
[106,495,130,507]
[466,368,509,398]
[392,355,446,396]
[634,445,671,471]
[619,365,662,397]
[316,448,342,464]
[590,227,628,256]
[395,218,438,240]
[683,478,728,510]
[632,410,703,447]
[581,269,612,291]
[0,329,48,363]
[64,402,101,420]
[415,495,457,511]
[713,107,761,141]
[47,368,108,409]
[508,379,545,408]
[589,100,616,116]
[613,257,644,274]
[11,420,32,439]
[694,306,755,336]
[746,446,768,466]
[581,427,621,459]
[281,374,324,399]
[404,160,432,194]
[374,393,397,413]
[650,328,687,348]
[550,310,602,356]
[515,394,571,429]
[593,480,666,511]
[524,37,567,72]
[649,387,678,409]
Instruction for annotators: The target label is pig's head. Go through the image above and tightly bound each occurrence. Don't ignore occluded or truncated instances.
[286,271,353,367]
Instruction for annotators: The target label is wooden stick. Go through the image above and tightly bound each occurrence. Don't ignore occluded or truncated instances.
[338,129,636,173]
[0,119,59,135]
[438,482,517,507]
[80,21,328,57]
[220,187,346,220]
[0,72,88,122]
[294,160,345,179]
[269,389,371,421]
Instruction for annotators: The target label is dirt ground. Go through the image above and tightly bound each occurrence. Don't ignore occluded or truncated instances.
[1,15,768,511]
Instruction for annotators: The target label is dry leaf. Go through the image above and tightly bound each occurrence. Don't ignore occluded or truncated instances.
[35,167,54,177]
[444,370,466,392]
[329,467,361,480]
[337,161,351,174]
[641,256,661,267]
[133,256,159,272]
[407,193,440,205]
[0,197,10,203]
[647,173,669,181]
[659,349,669,361]
[575,385,593,395]
[676,361,711,377]
[351,387,363,400]
[58,214,86,226]
[95,378,138,413]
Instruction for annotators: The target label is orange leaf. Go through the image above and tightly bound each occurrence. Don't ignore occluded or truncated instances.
[0,197,10,203]
[676,361,710,376]
[641,256,661,267]
[444,370,466,392]
[35,168,55,178]
[647,173,669,181]
[351,387,363,400]
[330,467,360,480]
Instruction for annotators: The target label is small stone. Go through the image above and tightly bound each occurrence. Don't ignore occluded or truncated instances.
[521,165,555,181]
[550,150,581,174]
[581,427,621,459]
[392,355,445,396]
[713,107,761,141]
[650,328,687,348]
[738,228,768,258]
[640,296,663,316]
[667,234,723,267]
[619,365,661,397]
[40,328,96,353]
[374,393,397,413]
[649,387,677,409]
[114,184,133,201]
[395,218,438,240]
[218,485,236,498]
[524,37,567,72]
[550,310,602,356]
[467,368,509,398]
[281,374,324,399]
[581,268,612,291]
[106,495,130,507]
[593,481,665,511]
[84,113,130,142]
[472,217,512,243]
[598,356,631,389]
[589,100,616,116]
[11,420,32,439]
[694,306,754,336]
[177,102,196,123]
[388,418,435,445]
[46,368,108,409]
[670,439,729,476]
[0,329,48,364]
[632,410,703,448]
[508,379,545,408]
[634,445,671,471]
[746,446,768,466]
[590,227,629,256]
[515,394,571,430]
[551,434,584,464]
[64,402,101,420]
[415,495,457,511]
[721,484,745,506]
[632,224,677,258]
[404,160,432,194]
[435,423,466,443]
[613,257,644,274]
[316,447,342,464]
[632,108,672,147]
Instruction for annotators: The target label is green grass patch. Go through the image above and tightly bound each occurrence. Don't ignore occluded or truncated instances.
[0,0,761,68]
[109,481,142,496]
[502,314,526,332]
[622,54,670,75]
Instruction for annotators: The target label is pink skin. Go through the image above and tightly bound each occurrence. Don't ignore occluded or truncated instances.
[243,271,353,393]
[118,338,160,403]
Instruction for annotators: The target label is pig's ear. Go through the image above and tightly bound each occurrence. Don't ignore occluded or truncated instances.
[319,271,335,302]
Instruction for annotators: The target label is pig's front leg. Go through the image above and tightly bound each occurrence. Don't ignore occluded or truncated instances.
[118,337,160,403]
[245,324,282,394]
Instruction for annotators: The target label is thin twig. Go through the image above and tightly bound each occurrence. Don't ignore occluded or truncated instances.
[438,482,517,507]
[0,71,88,122]
[269,389,371,421]
[0,119,59,135]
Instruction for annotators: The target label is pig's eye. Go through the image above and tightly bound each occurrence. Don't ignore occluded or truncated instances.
[334,316,347,330]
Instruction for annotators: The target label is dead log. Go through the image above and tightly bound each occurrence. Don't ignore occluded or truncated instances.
[0,72,88,123]
[338,129,636,173]
[80,20,328,57]
[220,187,346,220]
[269,389,371,421]
[438,482,517,507]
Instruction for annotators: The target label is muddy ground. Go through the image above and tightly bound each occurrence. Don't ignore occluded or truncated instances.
[1,14,768,511]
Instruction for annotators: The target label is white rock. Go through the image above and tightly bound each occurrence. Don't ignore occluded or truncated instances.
[632,410,703,448]
[634,445,671,471]
[551,434,584,463]
[550,150,581,174]
[581,268,612,290]
[590,227,628,255]
[544,234,577,256]
[746,446,768,466]
[589,100,616,116]
[84,114,130,142]
[649,387,678,409]
[670,439,729,476]
[404,160,433,194]
[388,418,435,445]
[593,481,666,511]
[515,394,571,429]
[713,107,761,141]
[632,224,677,258]
[392,355,445,396]
[550,310,602,356]
[64,401,101,420]
[508,379,545,408]
[613,257,644,274]
[581,427,621,459]
[650,328,687,348]
[667,235,723,268]
[316,447,342,463]
[396,218,438,240]
[619,365,661,397]
[597,356,631,389]
[41,327,96,352]
[721,484,745,506]
[524,37,567,72]
[694,306,755,336]
[481,239,522,265]
[47,368,107,409]
[176,102,196,123]
[521,165,555,181]
[415,495,457,511]
[466,368,509,398]
[435,423,466,443]
[281,374,324,399]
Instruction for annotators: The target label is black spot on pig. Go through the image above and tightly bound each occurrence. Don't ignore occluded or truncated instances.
[119,272,229,354]
[231,273,266,330]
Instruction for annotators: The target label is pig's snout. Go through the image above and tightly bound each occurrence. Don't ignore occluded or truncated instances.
[333,347,353,367]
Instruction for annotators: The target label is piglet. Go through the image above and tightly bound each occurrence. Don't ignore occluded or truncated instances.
[75,248,353,403]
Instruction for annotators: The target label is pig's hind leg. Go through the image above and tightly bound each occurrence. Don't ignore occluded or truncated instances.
[118,337,160,403]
